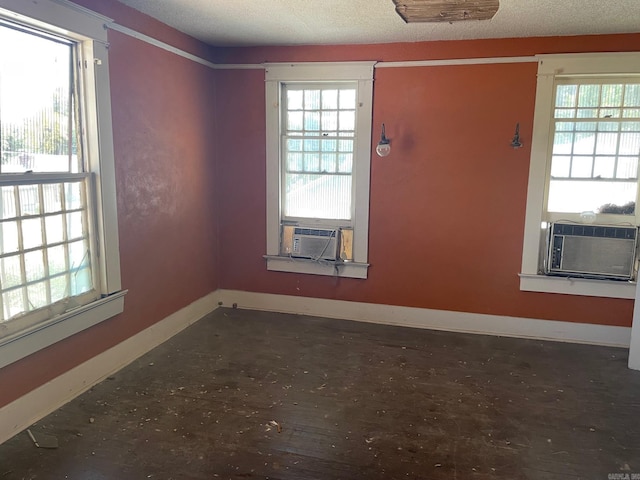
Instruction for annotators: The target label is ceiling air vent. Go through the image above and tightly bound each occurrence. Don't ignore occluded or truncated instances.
[392,0,500,23]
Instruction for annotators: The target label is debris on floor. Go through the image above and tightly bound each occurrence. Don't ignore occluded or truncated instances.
[27,429,58,449]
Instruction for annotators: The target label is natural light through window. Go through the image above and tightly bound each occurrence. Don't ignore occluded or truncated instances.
[0,22,95,323]
[548,81,640,215]
[283,84,356,221]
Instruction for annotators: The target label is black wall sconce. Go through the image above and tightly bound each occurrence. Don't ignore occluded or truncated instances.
[376,124,391,157]
[511,122,523,149]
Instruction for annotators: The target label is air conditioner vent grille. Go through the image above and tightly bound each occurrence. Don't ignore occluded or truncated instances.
[293,227,336,238]
[546,222,637,280]
[552,223,636,240]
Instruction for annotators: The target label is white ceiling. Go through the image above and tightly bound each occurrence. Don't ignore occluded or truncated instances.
[116,0,640,47]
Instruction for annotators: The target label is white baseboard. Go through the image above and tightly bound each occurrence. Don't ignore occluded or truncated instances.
[216,289,632,348]
[1,288,632,446]
[0,290,221,446]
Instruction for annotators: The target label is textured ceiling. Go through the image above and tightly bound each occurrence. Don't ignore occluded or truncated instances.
[116,0,640,47]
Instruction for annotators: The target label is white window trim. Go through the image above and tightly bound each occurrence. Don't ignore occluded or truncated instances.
[0,0,125,368]
[520,52,640,299]
[264,62,375,279]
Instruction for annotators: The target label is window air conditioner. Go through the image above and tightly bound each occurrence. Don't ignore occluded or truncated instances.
[291,227,339,261]
[546,222,637,280]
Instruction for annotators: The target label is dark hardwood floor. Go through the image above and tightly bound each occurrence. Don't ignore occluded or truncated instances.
[1,307,639,479]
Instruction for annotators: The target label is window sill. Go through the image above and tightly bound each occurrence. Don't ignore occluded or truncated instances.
[519,273,635,299]
[265,255,369,279]
[0,290,127,369]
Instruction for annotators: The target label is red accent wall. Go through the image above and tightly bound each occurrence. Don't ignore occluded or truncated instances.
[215,35,640,328]
[0,1,220,407]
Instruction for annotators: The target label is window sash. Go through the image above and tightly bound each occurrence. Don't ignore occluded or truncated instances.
[0,173,97,325]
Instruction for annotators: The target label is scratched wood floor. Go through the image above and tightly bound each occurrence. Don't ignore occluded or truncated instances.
[1,307,639,480]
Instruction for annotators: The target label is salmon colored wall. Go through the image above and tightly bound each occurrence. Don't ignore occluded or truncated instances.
[1,1,638,411]
[0,1,219,407]
[216,34,640,328]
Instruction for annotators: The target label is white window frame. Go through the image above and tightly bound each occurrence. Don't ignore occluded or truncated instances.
[0,0,124,368]
[520,52,640,299]
[264,62,374,279]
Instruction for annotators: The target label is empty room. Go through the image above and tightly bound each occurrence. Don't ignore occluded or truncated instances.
[0,0,640,478]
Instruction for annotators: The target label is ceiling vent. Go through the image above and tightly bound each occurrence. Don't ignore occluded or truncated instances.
[392,0,500,23]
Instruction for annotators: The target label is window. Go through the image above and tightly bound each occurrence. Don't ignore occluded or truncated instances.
[282,84,356,221]
[520,53,640,298]
[548,81,640,216]
[0,0,123,367]
[265,62,374,278]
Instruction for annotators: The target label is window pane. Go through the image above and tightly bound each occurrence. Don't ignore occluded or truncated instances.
[556,85,577,107]
[338,154,353,173]
[71,267,92,296]
[555,109,576,119]
[43,183,63,213]
[624,85,640,107]
[321,111,338,131]
[619,133,640,155]
[287,153,303,172]
[65,182,83,210]
[71,268,91,296]
[339,90,356,109]
[284,174,352,220]
[22,218,43,250]
[573,133,595,154]
[550,156,571,177]
[3,289,24,320]
[321,154,337,173]
[570,157,593,177]
[556,122,574,131]
[24,250,45,283]
[321,139,337,152]
[304,111,320,131]
[617,157,638,179]
[68,240,88,269]
[303,153,320,172]
[50,275,67,303]
[287,112,303,131]
[1,255,22,289]
[0,187,17,220]
[19,185,40,216]
[45,214,65,244]
[322,90,338,109]
[339,111,355,131]
[287,90,303,110]
[548,179,637,214]
[48,245,66,275]
[577,85,600,108]
[576,108,597,119]
[304,90,320,110]
[595,133,618,155]
[338,139,353,152]
[27,281,48,310]
[287,139,302,152]
[1,221,19,254]
[593,157,615,178]
[601,84,623,107]
[303,139,319,152]
[66,211,83,239]
[576,122,597,132]
[553,132,573,154]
